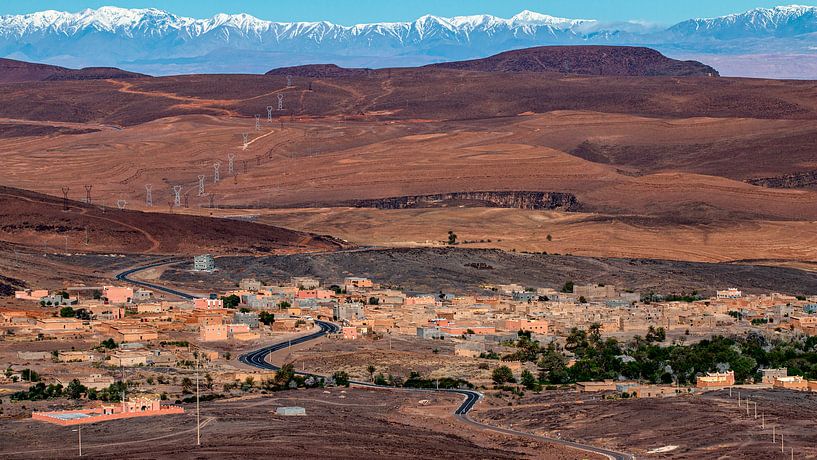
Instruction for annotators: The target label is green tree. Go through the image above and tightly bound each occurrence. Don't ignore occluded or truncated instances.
[274,362,295,388]
[492,365,515,385]
[20,369,40,382]
[259,311,275,325]
[66,379,87,399]
[521,369,539,390]
[561,281,574,293]
[221,294,241,308]
[99,338,118,349]
[332,371,350,387]
[59,306,75,318]
[181,377,193,394]
[447,230,457,245]
[537,344,568,383]
[278,301,291,310]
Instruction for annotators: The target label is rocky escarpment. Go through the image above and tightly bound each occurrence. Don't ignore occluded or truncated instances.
[745,171,817,189]
[339,191,580,211]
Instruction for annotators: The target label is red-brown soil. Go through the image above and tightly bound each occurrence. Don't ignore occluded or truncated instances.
[473,388,817,459]
[0,389,592,459]
[2,51,817,266]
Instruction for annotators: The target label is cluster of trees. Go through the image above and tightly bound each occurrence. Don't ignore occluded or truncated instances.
[232,363,335,392]
[500,326,817,387]
[12,379,127,402]
[403,371,473,389]
[362,365,471,389]
[11,382,64,401]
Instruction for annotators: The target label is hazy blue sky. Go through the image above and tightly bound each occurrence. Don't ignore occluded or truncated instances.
[2,1,816,24]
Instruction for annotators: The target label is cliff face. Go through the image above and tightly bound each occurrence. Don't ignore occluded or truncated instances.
[341,191,580,211]
[746,171,817,189]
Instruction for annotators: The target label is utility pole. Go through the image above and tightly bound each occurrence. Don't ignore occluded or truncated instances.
[71,426,82,456]
[762,412,765,429]
[196,354,201,447]
[121,364,126,414]
[754,401,757,418]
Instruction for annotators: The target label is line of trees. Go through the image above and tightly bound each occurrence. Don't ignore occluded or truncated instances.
[499,326,817,387]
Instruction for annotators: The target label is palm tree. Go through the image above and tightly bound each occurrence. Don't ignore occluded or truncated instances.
[367,365,376,382]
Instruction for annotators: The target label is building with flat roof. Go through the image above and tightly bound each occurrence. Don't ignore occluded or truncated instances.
[761,368,788,384]
[696,371,735,388]
[193,254,215,271]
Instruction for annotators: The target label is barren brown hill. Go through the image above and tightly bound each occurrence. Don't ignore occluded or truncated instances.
[0,186,342,255]
[266,63,370,78]
[3,49,817,265]
[0,58,147,83]
[1,57,816,128]
[426,46,719,77]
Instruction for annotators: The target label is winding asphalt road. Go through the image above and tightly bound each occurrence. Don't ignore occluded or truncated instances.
[117,261,632,460]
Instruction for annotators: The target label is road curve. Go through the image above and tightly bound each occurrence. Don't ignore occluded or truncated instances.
[116,261,632,460]
[115,259,197,300]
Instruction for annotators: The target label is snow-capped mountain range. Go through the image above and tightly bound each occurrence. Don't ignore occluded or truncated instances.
[2,5,817,78]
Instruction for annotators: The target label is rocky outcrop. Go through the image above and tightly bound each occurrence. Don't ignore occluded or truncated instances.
[745,171,817,189]
[340,191,580,211]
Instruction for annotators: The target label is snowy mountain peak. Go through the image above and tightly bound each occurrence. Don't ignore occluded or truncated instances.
[1,5,816,78]
[510,10,594,27]
[671,4,817,37]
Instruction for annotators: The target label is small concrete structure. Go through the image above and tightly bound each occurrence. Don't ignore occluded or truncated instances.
[276,406,306,416]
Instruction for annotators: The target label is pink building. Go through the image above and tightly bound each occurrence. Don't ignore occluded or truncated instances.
[199,323,251,341]
[15,289,50,300]
[342,326,359,339]
[195,298,224,310]
[103,286,134,304]
[502,319,549,334]
[296,289,334,300]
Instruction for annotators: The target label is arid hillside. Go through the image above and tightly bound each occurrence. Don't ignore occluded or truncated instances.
[0,186,342,255]
[0,58,146,83]
[426,46,719,77]
[1,46,817,265]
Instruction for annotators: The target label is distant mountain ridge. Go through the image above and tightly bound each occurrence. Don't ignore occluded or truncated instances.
[1,5,817,78]
[0,58,146,83]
